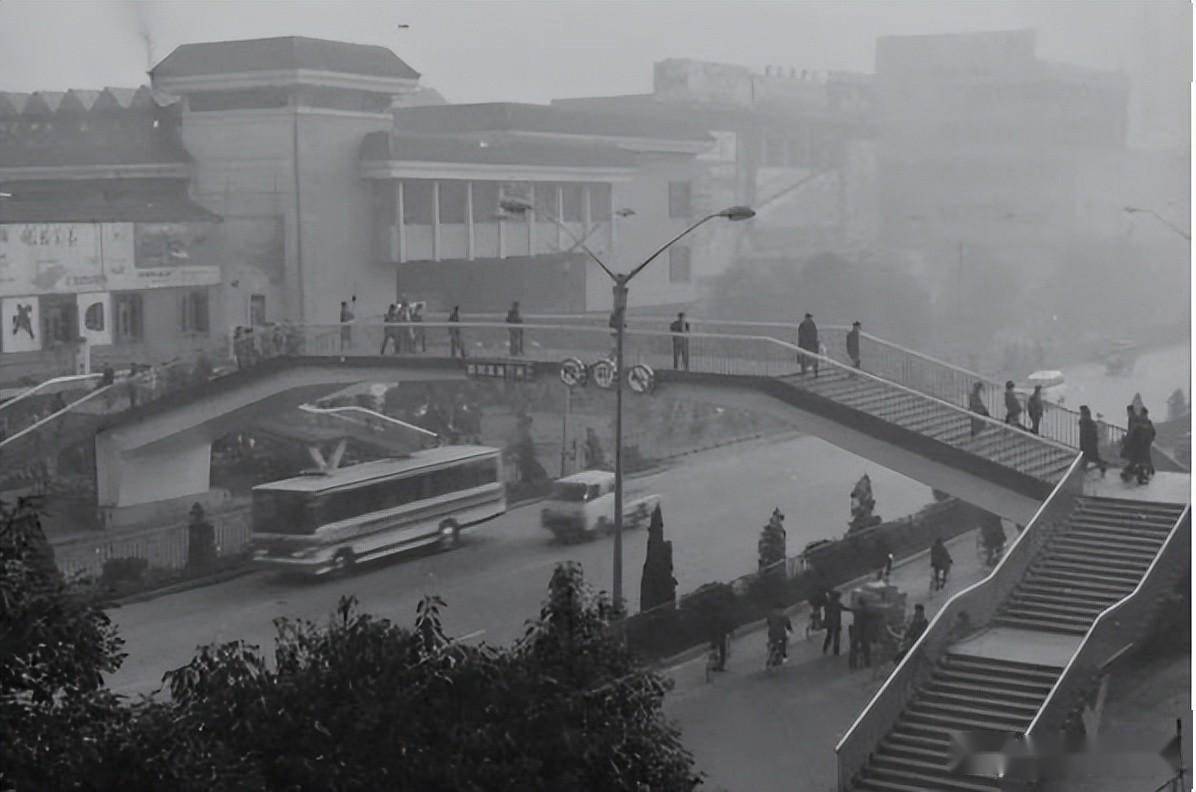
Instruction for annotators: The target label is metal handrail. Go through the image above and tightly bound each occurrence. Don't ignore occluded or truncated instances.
[0,372,103,412]
[297,403,439,440]
[833,454,1085,790]
[299,319,1077,462]
[1025,503,1192,737]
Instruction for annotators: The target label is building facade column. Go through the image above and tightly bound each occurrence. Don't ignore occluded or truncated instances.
[466,181,475,260]
[396,180,406,263]
[432,180,440,262]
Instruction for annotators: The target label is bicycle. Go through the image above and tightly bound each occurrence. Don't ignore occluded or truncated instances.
[805,606,824,640]
[765,637,786,671]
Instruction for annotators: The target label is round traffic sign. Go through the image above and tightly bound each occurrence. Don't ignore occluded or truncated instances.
[627,363,655,394]
[559,357,586,387]
[591,359,617,389]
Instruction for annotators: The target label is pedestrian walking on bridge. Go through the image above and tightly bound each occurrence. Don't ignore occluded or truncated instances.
[1078,405,1107,475]
[1027,385,1044,435]
[798,313,819,377]
[846,321,862,369]
[968,382,989,437]
[506,301,524,357]
[822,589,846,656]
[1004,381,1023,428]
[448,305,465,358]
[670,312,690,370]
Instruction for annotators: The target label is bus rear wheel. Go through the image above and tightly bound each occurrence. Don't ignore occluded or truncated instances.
[331,549,356,576]
[439,522,461,550]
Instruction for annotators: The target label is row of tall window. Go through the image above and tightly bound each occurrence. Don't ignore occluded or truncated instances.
[391,180,615,226]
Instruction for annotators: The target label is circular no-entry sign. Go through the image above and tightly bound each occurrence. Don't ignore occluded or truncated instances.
[559,357,586,387]
[627,364,655,394]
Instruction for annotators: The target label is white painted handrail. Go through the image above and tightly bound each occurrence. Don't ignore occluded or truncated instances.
[1026,502,1192,735]
[297,403,439,440]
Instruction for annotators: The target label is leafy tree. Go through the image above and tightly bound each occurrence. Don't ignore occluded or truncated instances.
[0,500,247,791]
[757,508,787,571]
[640,504,677,612]
[162,563,700,791]
[848,473,882,534]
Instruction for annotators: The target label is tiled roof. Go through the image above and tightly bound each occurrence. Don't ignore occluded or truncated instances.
[0,190,219,223]
[0,87,179,117]
[152,36,420,80]
[361,131,637,168]
[394,102,713,143]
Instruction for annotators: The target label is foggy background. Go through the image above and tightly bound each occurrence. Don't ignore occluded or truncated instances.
[1,0,1190,147]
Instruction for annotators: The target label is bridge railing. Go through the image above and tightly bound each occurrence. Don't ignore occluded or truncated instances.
[293,320,1073,482]
[1024,503,1191,745]
[833,454,1087,792]
[561,314,1128,454]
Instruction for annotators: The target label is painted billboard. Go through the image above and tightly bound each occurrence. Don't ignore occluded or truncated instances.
[0,221,221,297]
[2,296,40,353]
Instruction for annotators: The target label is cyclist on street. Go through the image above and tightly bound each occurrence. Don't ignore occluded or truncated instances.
[766,604,793,664]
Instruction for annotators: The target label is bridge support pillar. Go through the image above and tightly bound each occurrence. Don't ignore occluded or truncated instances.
[97,433,213,512]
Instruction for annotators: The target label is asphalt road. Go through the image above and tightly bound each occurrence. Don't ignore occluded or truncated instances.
[106,432,932,695]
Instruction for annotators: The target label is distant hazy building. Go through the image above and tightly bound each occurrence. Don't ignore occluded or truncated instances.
[874,28,1132,288]
[554,58,879,276]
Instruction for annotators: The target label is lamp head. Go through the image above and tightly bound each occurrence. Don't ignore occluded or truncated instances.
[719,205,755,221]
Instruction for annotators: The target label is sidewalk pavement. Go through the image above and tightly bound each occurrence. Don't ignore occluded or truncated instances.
[663,528,990,792]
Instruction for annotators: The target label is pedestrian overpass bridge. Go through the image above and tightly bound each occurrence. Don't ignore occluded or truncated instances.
[2,317,1188,792]
[52,319,1087,524]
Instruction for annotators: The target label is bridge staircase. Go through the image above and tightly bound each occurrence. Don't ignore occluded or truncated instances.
[836,453,1189,791]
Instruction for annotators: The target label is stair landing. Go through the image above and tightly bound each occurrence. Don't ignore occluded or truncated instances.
[1082,470,1190,505]
[951,626,1081,669]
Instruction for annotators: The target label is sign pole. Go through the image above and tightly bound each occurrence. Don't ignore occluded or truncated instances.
[560,384,570,478]
[612,277,627,615]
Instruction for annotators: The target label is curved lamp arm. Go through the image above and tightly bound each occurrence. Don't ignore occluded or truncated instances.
[627,205,755,283]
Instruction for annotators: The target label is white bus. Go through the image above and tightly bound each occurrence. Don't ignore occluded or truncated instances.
[251,445,505,575]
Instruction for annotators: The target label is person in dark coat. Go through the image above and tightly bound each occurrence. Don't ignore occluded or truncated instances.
[339,299,355,352]
[822,589,846,656]
[1027,385,1044,435]
[894,603,929,663]
[380,304,398,355]
[506,301,524,357]
[930,537,953,590]
[448,306,465,359]
[670,312,690,371]
[797,313,819,376]
[1123,407,1156,484]
[186,503,216,574]
[968,382,989,437]
[1078,405,1107,475]
[1004,381,1023,428]
[846,321,862,369]
[411,302,426,352]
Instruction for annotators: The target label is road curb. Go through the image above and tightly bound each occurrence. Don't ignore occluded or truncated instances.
[105,562,259,608]
[654,529,978,673]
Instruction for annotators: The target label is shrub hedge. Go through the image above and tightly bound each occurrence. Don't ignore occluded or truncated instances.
[625,498,988,662]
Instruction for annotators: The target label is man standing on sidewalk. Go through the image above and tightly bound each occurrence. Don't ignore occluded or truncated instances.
[823,589,845,656]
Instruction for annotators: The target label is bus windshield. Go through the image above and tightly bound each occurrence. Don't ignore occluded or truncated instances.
[253,490,316,535]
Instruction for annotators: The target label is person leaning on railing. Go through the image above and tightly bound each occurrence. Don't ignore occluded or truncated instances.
[968,382,990,437]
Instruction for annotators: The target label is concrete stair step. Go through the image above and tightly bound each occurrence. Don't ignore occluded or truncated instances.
[998,604,1094,628]
[906,703,1030,732]
[1010,589,1118,611]
[1003,596,1105,620]
[865,763,1001,792]
[992,614,1091,636]
[1018,573,1133,598]
[924,679,1047,709]
[1052,536,1162,558]
[1041,548,1154,570]
[942,653,1062,681]
[1062,528,1167,548]
[919,688,1040,717]
[1034,558,1143,582]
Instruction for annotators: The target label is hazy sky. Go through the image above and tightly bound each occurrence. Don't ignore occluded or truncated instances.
[0,1,1189,105]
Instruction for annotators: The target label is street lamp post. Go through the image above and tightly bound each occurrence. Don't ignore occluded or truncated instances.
[499,198,755,612]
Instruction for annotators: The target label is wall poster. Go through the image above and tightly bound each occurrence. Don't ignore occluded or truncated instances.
[77,291,112,347]
[2,296,41,353]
